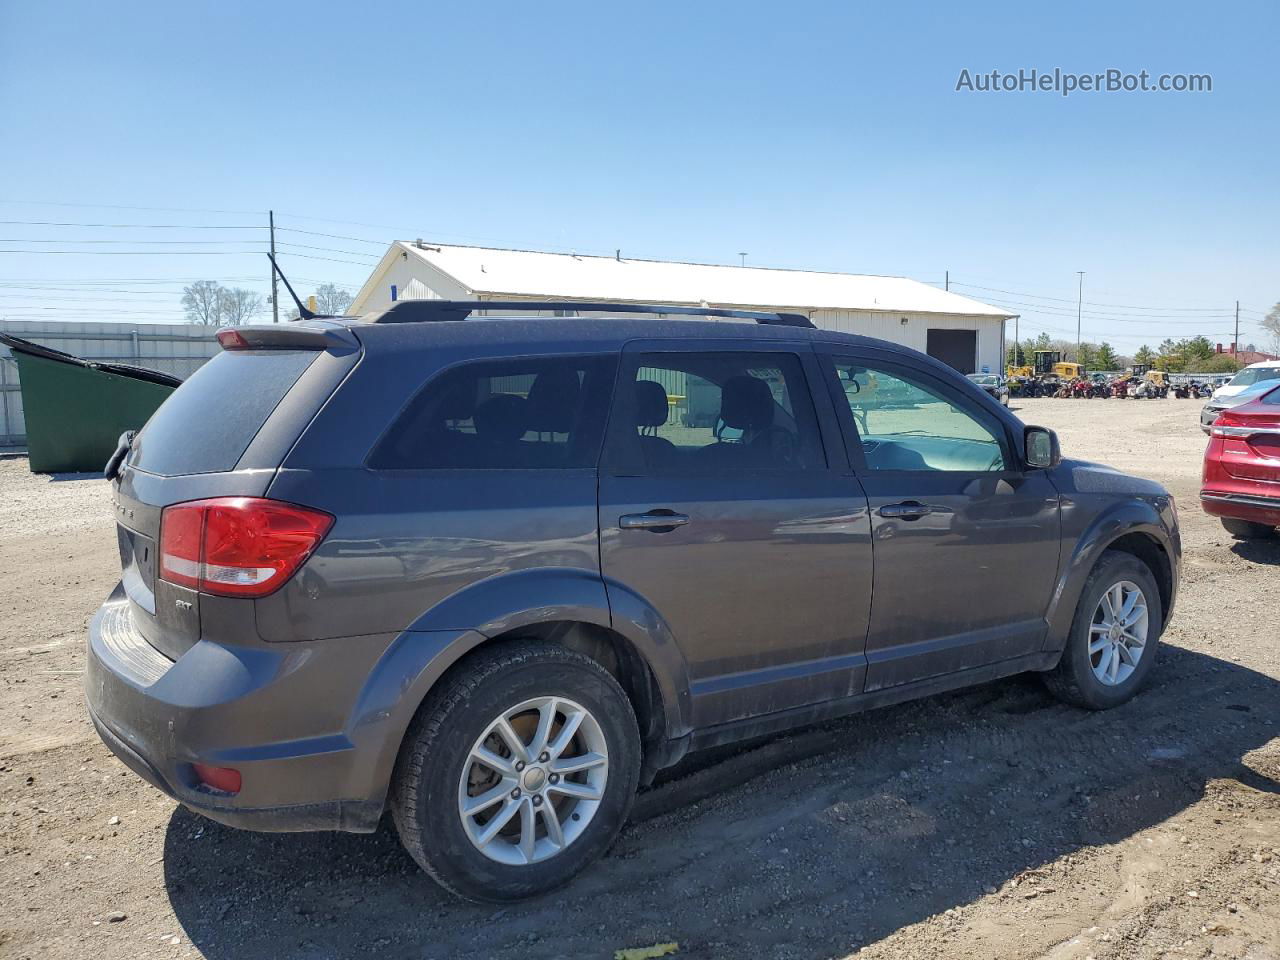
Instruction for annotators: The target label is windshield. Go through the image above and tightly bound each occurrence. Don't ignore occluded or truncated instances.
[1229,366,1280,387]
[968,375,999,385]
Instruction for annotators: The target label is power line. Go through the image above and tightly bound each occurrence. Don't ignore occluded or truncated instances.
[950,280,1238,313]
[976,295,1248,326]
[0,238,267,245]
[0,249,264,256]
[0,219,261,229]
[0,199,261,216]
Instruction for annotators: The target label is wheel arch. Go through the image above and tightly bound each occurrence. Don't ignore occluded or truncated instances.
[346,570,694,811]
[1044,504,1178,654]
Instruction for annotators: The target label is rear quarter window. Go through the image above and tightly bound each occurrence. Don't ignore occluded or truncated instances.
[129,350,318,476]
[368,355,615,470]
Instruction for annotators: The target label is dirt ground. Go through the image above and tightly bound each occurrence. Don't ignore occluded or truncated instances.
[1,397,1278,960]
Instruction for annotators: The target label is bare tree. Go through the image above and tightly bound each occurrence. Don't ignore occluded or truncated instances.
[181,280,224,325]
[218,288,264,327]
[1263,303,1280,355]
[313,283,353,315]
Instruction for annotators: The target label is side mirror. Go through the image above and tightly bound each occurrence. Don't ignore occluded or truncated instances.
[1024,426,1061,469]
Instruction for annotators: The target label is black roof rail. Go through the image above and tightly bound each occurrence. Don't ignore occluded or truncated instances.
[366,300,815,329]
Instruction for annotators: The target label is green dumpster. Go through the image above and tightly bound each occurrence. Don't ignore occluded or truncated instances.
[0,333,183,474]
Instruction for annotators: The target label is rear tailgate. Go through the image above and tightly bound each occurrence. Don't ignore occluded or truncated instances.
[112,325,360,660]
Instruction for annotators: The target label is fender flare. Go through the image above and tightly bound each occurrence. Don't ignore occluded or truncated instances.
[339,567,694,807]
[1043,499,1176,653]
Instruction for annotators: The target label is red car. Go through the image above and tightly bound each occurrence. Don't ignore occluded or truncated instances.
[1201,384,1280,539]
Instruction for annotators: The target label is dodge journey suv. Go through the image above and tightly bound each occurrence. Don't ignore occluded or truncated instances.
[87,300,1181,901]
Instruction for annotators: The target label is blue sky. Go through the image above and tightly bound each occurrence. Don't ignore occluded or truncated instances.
[1,0,1276,351]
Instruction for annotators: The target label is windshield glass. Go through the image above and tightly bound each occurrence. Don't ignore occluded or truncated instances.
[1229,366,1280,387]
[968,375,999,385]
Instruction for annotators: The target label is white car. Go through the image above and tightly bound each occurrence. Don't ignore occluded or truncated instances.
[1201,361,1280,432]
[1211,361,1280,403]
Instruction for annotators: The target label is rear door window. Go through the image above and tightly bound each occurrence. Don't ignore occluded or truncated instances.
[129,350,318,476]
[608,351,826,472]
[368,355,615,470]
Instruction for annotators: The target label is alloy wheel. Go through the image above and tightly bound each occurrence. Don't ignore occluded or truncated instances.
[457,697,609,866]
[1089,580,1149,686]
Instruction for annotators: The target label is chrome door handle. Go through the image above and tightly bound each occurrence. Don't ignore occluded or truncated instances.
[878,501,932,520]
[619,511,690,531]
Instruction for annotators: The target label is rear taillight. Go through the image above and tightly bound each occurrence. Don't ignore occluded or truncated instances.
[159,497,333,598]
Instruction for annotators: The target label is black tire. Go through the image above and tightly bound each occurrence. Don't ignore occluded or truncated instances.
[1221,517,1279,540]
[1042,551,1164,710]
[390,641,641,902]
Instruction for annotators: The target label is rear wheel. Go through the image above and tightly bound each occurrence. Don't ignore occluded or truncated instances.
[1043,551,1163,710]
[391,642,641,902]
[1221,517,1279,540]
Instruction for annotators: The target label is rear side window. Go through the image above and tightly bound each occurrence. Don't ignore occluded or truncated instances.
[130,350,317,476]
[610,351,825,472]
[369,355,615,470]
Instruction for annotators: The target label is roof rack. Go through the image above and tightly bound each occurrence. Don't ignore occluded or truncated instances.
[367,300,815,328]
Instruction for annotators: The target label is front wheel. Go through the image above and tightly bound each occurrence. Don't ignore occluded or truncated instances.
[1043,551,1163,709]
[391,642,641,902]
[1221,517,1279,540]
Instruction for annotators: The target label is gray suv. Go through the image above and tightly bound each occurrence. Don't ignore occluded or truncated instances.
[87,300,1181,901]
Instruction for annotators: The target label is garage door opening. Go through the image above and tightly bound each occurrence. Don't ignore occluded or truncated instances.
[926,329,977,374]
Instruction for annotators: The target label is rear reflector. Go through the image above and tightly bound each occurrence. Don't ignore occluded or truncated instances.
[192,763,242,794]
[159,497,333,598]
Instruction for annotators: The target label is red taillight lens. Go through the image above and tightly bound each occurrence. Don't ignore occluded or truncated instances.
[216,329,251,349]
[159,497,332,598]
[157,502,204,590]
[192,763,242,794]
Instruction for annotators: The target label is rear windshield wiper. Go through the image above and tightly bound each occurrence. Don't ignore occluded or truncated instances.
[104,430,136,481]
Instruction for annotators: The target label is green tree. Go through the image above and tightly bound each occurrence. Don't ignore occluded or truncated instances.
[1134,345,1156,366]
[1096,342,1119,370]
[1187,353,1241,374]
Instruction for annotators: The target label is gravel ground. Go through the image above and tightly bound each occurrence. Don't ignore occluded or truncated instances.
[1,397,1278,960]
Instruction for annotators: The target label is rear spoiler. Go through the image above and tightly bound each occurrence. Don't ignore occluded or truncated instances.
[216,322,360,353]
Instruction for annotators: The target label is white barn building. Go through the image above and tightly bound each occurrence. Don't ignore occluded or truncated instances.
[348,243,1014,374]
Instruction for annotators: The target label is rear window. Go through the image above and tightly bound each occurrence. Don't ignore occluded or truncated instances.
[129,350,317,476]
[369,355,615,470]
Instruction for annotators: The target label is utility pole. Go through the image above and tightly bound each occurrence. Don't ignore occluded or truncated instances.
[1234,300,1240,357]
[1075,271,1085,361]
[269,210,280,324]
[945,270,949,291]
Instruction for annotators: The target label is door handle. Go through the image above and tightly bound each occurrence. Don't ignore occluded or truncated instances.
[878,501,932,520]
[619,511,690,531]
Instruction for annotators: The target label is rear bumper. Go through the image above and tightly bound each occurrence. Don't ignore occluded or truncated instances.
[1200,491,1280,527]
[84,588,396,832]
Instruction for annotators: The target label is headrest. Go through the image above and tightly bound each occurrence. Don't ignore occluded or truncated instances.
[473,394,527,443]
[525,368,582,434]
[634,379,669,428]
[719,376,775,431]
[435,381,477,421]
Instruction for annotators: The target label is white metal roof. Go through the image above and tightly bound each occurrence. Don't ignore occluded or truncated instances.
[368,242,1013,318]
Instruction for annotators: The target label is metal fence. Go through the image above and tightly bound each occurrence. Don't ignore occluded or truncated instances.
[0,320,220,450]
